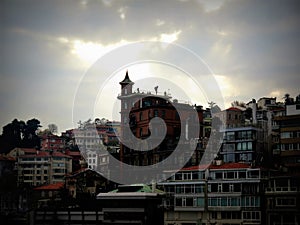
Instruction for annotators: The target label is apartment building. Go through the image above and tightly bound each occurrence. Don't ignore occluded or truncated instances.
[264,174,300,225]
[16,150,72,186]
[272,103,300,174]
[159,162,264,225]
[219,126,265,164]
[40,134,65,151]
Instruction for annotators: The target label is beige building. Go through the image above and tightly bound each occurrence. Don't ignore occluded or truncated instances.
[13,149,72,186]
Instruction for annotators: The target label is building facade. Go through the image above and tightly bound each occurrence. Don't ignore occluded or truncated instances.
[220,126,265,164]
[272,99,300,174]
[264,174,300,225]
[159,162,264,225]
[16,150,72,186]
[117,71,205,167]
[40,134,65,151]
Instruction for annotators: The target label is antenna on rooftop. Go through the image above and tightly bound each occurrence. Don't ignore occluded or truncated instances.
[154,86,158,95]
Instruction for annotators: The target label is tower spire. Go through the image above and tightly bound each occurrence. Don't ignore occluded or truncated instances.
[120,70,133,84]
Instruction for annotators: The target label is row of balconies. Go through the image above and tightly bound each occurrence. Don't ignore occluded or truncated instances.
[265,186,298,193]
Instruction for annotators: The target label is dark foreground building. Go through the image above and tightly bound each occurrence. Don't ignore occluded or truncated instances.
[97,184,164,225]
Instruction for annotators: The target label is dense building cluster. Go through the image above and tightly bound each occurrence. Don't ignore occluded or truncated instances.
[0,72,299,225]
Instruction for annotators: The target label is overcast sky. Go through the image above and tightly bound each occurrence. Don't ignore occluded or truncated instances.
[1,0,299,133]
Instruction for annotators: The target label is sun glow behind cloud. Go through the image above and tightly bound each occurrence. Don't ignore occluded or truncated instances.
[69,39,130,66]
[159,30,182,43]
[57,30,182,67]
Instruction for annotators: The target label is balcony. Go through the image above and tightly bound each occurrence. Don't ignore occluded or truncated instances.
[273,149,281,155]
[265,186,298,193]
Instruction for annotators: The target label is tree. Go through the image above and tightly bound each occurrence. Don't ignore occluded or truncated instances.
[208,101,216,109]
[231,100,246,107]
[22,118,42,148]
[208,101,221,113]
[296,94,300,104]
[0,118,42,153]
[48,124,58,134]
[283,93,294,105]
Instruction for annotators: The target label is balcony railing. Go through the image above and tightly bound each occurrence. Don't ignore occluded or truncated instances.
[265,187,298,193]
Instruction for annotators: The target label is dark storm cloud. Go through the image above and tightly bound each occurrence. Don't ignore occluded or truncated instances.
[0,0,299,131]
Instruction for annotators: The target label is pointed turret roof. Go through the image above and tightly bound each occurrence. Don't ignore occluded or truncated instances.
[119,70,133,84]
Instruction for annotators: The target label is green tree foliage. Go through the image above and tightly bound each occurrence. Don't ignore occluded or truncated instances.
[0,118,42,153]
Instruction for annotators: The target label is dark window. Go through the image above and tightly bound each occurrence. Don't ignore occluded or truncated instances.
[140,112,143,121]
[162,110,166,119]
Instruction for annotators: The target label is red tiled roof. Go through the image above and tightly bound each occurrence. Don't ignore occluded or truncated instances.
[34,182,64,191]
[0,155,16,161]
[226,107,242,111]
[65,151,81,156]
[19,150,72,158]
[182,162,251,171]
[66,167,102,178]
[209,162,250,170]
[181,164,210,171]
[66,167,89,177]
[21,148,37,153]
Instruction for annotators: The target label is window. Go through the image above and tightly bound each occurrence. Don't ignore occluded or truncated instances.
[239,153,252,162]
[175,198,182,207]
[192,172,199,180]
[184,185,193,193]
[215,172,223,179]
[162,110,166,119]
[242,196,260,207]
[226,132,235,141]
[228,197,240,206]
[224,153,235,162]
[175,186,184,193]
[209,197,218,206]
[221,211,241,220]
[225,171,235,179]
[195,185,204,193]
[140,112,143,121]
[223,144,235,152]
[218,183,222,192]
[239,171,246,178]
[281,132,292,139]
[196,197,205,207]
[248,170,259,178]
[175,173,182,180]
[186,198,193,207]
[276,198,296,206]
[243,211,260,220]
[183,173,191,180]
[154,110,159,117]
[182,198,186,207]
[175,111,180,120]
[139,128,143,137]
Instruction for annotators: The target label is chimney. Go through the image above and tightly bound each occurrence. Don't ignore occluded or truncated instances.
[252,99,257,125]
